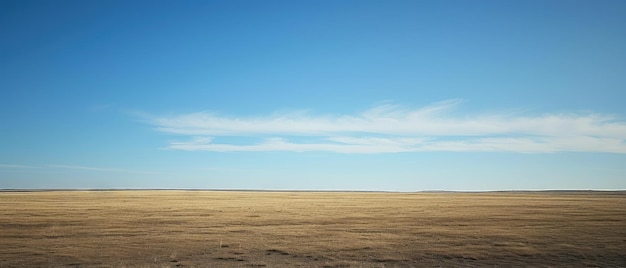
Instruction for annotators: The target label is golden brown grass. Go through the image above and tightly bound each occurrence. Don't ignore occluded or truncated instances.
[1,190,625,267]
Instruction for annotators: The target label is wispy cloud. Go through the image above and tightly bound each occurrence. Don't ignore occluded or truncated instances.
[0,164,38,169]
[148,100,626,154]
[47,165,159,175]
[1,164,161,175]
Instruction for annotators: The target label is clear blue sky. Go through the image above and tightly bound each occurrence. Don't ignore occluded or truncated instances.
[1,0,625,190]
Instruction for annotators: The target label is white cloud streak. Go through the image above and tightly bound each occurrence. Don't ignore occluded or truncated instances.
[149,100,626,154]
[47,165,159,175]
[0,164,37,169]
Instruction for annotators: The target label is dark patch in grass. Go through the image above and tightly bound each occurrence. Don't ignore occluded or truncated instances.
[266,249,289,255]
[215,257,245,262]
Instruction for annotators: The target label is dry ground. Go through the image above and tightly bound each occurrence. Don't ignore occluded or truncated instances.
[0,190,625,267]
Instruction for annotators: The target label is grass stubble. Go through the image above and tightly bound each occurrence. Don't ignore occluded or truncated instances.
[0,190,624,267]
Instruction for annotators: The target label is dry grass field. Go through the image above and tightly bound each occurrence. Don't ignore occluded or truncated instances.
[0,190,625,267]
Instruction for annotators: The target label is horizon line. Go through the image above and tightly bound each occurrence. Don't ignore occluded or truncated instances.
[1,188,625,194]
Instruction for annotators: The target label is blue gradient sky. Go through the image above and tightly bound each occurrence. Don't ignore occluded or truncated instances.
[1,0,625,190]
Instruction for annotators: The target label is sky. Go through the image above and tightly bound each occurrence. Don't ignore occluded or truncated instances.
[1,0,625,191]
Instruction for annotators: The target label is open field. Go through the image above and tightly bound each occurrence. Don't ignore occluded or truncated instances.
[1,191,625,267]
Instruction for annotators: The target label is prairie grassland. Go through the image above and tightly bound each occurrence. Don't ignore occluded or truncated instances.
[0,191,625,267]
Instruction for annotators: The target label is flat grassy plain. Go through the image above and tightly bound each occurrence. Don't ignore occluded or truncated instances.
[1,191,625,267]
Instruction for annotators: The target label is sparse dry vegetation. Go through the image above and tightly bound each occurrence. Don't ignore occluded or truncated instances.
[1,190,625,267]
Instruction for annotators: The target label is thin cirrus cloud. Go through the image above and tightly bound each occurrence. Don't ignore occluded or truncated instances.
[0,164,160,174]
[149,100,626,154]
[0,164,37,169]
[47,165,160,175]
